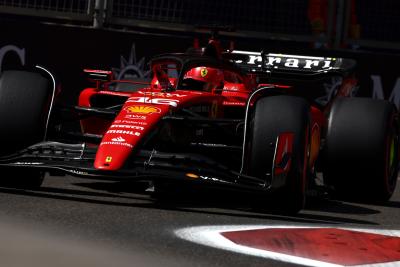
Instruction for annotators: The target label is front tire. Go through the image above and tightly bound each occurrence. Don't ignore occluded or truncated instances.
[246,96,310,214]
[0,70,52,188]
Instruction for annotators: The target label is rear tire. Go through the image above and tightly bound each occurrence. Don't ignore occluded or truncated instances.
[246,96,310,214]
[324,97,398,201]
[0,70,52,188]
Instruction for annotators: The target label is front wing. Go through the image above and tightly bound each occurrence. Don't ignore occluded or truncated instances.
[0,141,273,193]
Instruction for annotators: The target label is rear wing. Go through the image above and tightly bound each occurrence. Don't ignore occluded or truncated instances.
[84,69,113,82]
[224,50,356,78]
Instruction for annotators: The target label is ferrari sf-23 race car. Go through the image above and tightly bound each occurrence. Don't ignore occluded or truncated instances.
[0,38,398,213]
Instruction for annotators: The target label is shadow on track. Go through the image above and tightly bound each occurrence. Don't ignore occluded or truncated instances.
[305,197,380,215]
[77,180,380,213]
[0,178,382,226]
[374,201,400,208]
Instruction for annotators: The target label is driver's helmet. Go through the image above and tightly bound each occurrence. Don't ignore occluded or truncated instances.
[182,66,223,92]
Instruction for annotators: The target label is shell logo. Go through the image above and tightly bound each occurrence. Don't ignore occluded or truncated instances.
[125,105,161,114]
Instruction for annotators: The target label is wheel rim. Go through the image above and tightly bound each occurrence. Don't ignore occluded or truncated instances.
[389,138,396,170]
[386,131,398,193]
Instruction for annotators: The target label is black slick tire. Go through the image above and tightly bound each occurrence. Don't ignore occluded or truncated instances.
[324,97,398,201]
[0,70,52,188]
[246,95,310,214]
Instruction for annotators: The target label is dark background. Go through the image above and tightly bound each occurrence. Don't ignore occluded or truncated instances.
[0,14,400,106]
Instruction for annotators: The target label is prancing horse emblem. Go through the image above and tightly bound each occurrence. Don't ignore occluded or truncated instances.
[200,68,208,77]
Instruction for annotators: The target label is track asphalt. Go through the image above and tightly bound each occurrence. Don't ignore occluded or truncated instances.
[0,174,398,267]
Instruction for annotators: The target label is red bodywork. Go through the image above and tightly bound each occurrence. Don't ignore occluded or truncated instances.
[79,47,357,173]
[79,78,245,171]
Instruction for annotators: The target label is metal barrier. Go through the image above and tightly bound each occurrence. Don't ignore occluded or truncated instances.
[342,0,400,50]
[106,0,335,43]
[0,0,95,21]
[1,0,399,51]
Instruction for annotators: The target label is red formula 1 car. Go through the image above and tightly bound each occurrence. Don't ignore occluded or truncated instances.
[0,36,398,213]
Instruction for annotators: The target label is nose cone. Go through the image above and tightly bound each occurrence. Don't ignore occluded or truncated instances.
[94,135,135,170]
[94,101,169,171]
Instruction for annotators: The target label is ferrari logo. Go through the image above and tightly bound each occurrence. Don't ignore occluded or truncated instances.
[125,105,161,114]
[105,156,112,163]
[200,68,208,77]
